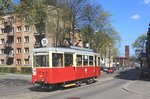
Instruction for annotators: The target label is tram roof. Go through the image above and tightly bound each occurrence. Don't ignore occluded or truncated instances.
[33,46,99,55]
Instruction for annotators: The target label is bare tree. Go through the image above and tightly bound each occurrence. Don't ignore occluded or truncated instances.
[60,0,87,45]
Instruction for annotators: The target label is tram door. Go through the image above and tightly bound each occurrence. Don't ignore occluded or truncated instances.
[95,56,100,77]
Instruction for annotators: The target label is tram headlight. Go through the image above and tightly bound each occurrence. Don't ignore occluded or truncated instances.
[32,68,36,75]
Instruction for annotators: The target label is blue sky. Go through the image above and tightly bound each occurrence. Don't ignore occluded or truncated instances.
[96,0,150,56]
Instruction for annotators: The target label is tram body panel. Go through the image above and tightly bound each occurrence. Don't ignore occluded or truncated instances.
[95,66,101,77]
[32,66,100,84]
[32,68,52,83]
[50,67,75,83]
[75,66,96,79]
[32,67,76,84]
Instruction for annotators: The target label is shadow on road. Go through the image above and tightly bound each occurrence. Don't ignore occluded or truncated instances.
[114,68,150,81]
[28,84,80,92]
[114,69,139,81]
[29,86,62,92]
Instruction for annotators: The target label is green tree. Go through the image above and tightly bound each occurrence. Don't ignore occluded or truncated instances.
[132,33,147,56]
[0,0,12,14]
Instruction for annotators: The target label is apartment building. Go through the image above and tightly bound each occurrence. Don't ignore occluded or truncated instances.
[0,14,41,66]
[0,14,83,67]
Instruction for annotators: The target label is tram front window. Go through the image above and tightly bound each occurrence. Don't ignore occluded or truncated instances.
[33,55,49,67]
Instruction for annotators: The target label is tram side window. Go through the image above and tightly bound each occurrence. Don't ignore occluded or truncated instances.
[64,54,73,67]
[89,56,93,66]
[98,57,100,66]
[34,55,49,67]
[52,53,63,67]
[77,55,82,66]
[83,55,88,66]
[95,56,97,66]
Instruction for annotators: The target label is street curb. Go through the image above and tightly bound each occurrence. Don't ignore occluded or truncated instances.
[122,81,150,97]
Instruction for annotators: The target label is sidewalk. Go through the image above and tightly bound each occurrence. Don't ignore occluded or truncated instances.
[123,80,150,97]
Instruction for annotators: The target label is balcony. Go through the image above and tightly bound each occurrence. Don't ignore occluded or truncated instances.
[34,32,45,36]
[6,54,14,58]
[4,20,12,27]
[34,42,41,48]
[4,43,12,48]
[7,32,14,36]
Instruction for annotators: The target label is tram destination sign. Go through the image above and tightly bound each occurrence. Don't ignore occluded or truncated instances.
[41,38,48,47]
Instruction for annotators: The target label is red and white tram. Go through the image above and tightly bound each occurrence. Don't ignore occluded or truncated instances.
[31,46,101,89]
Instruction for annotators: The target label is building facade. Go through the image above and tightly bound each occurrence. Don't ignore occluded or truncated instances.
[0,14,35,66]
[115,45,130,67]
[0,14,83,67]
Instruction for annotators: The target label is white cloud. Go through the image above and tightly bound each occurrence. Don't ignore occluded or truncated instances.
[144,0,150,4]
[131,14,141,20]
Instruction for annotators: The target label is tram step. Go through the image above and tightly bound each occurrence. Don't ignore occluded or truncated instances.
[64,83,76,87]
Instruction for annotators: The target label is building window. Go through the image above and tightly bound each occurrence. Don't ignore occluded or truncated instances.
[1,18,5,24]
[1,59,5,64]
[17,59,21,65]
[0,39,5,44]
[16,48,21,54]
[17,26,21,32]
[9,16,14,23]
[1,28,5,34]
[24,48,29,54]
[17,37,21,43]
[24,25,29,32]
[24,36,29,43]
[10,27,14,33]
[24,59,29,65]
[1,49,4,54]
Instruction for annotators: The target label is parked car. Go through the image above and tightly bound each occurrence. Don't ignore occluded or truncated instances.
[106,67,114,73]
[102,67,108,72]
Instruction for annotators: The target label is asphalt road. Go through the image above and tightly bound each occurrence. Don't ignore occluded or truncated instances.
[0,68,144,99]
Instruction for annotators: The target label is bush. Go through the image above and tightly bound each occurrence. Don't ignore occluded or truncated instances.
[0,66,17,73]
[8,67,17,73]
[21,67,32,74]
[0,66,32,74]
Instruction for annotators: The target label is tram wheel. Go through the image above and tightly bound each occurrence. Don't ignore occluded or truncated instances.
[76,81,81,87]
[86,78,95,84]
[33,83,43,88]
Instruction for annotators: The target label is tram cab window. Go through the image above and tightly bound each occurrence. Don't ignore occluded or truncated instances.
[64,54,73,67]
[89,56,93,66]
[83,55,88,66]
[34,55,49,67]
[52,53,63,67]
[77,55,82,66]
